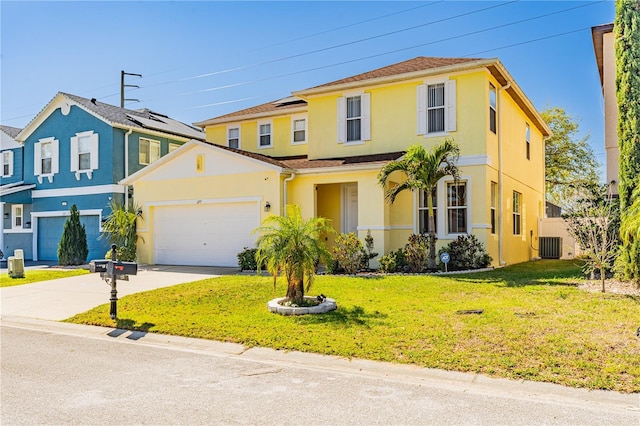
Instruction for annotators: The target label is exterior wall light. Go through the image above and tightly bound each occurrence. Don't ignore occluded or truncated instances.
[264,201,271,212]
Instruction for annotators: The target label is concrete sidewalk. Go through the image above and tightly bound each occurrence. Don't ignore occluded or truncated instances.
[0,264,237,320]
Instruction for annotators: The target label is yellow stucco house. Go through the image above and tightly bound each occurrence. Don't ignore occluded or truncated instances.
[122,57,550,267]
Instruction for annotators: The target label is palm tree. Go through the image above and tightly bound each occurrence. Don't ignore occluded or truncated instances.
[377,139,460,270]
[254,205,334,305]
[100,199,142,261]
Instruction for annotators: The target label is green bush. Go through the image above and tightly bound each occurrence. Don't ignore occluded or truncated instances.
[237,247,259,271]
[104,245,136,261]
[378,248,408,273]
[405,233,430,273]
[332,232,364,275]
[58,205,88,266]
[438,234,492,271]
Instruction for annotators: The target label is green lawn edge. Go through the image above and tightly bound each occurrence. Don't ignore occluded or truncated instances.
[1,269,89,287]
[66,260,640,393]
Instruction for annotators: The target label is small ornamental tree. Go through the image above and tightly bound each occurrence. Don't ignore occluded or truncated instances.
[100,199,142,261]
[58,204,89,266]
[333,232,364,275]
[563,184,620,292]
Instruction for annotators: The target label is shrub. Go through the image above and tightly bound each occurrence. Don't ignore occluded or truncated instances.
[362,229,378,270]
[104,245,136,261]
[438,234,492,271]
[405,233,430,273]
[58,204,88,266]
[237,247,259,271]
[332,232,364,274]
[378,252,397,273]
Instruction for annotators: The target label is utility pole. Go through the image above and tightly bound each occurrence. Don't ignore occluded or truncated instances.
[120,70,142,108]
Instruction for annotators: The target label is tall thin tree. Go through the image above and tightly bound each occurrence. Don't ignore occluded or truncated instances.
[377,140,460,270]
[615,0,640,283]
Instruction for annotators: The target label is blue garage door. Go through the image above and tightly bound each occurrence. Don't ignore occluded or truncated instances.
[38,215,105,262]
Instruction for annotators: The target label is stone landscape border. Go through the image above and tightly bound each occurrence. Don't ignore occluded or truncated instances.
[267,296,337,315]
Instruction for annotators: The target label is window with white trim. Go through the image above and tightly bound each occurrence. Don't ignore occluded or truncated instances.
[169,142,180,153]
[525,123,531,160]
[447,182,467,234]
[258,122,272,148]
[34,137,59,183]
[418,187,438,234]
[139,137,160,165]
[417,80,456,135]
[337,93,370,143]
[2,150,13,177]
[70,131,99,179]
[513,191,522,235]
[227,126,240,149]
[489,84,497,134]
[491,181,497,234]
[12,204,23,229]
[291,117,307,144]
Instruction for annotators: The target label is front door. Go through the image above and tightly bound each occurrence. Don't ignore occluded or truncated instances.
[341,183,358,234]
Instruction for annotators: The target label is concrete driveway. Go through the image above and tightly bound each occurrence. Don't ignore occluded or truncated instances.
[0,264,237,320]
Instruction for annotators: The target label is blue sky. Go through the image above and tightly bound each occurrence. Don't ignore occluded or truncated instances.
[1,0,614,173]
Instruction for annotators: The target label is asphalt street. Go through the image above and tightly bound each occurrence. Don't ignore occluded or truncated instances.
[2,316,638,425]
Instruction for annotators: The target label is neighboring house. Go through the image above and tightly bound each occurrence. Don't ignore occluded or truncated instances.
[592,23,618,194]
[1,125,32,260]
[124,56,551,267]
[3,92,204,262]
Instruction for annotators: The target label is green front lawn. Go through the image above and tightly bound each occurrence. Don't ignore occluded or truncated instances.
[66,260,640,393]
[1,268,89,287]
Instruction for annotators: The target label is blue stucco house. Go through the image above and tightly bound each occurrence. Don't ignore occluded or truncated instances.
[1,92,204,262]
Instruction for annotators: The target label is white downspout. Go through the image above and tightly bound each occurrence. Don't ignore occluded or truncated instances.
[497,82,511,266]
[283,173,296,216]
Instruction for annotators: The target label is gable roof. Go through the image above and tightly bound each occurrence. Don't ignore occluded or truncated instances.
[193,96,307,127]
[17,92,205,142]
[303,57,483,91]
[1,125,22,139]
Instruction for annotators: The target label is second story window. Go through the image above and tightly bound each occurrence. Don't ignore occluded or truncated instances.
[491,181,497,234]
[258,122,272,148]
[34,137,59,183]
[228,127,240,149]
[427,83,445,133]
[292,118,306,144]
[346,96,361,142]
[526,123,531,160]
[70,131,99,179]
[2,151,13,177]
[489,83,497,134]
[337,93,370,143]
[139,137,160,165]
[417,80,456,135]
[169,143,180,153]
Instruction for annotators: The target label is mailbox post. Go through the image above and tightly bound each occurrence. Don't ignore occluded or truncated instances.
[109,245,118,319]
[89,244,138,320]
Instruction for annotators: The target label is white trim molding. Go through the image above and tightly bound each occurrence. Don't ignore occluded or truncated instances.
[32,184,126,198]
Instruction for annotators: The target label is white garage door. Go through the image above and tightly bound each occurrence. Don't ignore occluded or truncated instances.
[154,202,259,267]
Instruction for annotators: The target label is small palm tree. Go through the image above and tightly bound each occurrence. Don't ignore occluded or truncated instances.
[377,140,460,270]
[100,199,142,261]
[254,205,333,305]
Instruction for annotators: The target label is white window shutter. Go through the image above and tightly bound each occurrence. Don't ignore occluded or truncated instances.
[361,93,371,141]
[70,136,79,172]
[51,139,59,174]
[34,142,42,175]
[337,96,346,143]
[446,80,457,132]
[90,132,99,170]
[7,150,14,176]
[417,84,427,135]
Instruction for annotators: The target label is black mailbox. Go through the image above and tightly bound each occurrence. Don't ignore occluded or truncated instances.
[89,259,109,273]
[107,261,138,277]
